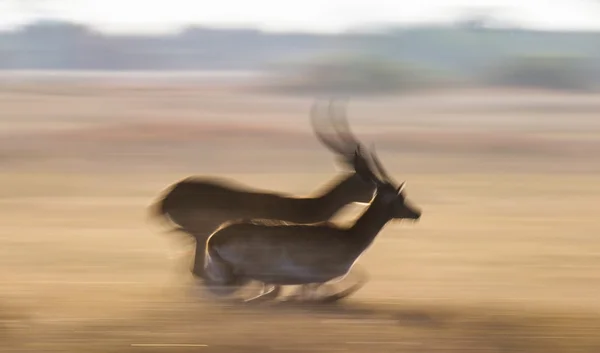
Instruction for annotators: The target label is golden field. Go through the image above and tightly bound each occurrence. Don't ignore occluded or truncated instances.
[1,80,599,352]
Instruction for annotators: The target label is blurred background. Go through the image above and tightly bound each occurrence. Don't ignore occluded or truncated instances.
[1,1,600,352]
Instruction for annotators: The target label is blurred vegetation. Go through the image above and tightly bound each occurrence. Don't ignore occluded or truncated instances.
[265,55,461,95]
[1,19,600,93]
[480,54,598,91]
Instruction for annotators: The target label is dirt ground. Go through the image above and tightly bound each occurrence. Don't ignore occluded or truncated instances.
[1,81,600,352]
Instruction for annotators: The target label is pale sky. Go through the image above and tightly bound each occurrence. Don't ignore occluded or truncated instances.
[1,0,599,33]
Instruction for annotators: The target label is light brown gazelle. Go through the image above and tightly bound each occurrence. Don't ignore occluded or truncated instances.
[149,100,376,295]
[199,101,422,303]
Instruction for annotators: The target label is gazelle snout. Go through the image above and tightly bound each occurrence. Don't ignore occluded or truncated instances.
[401,201,422,221]
[409,208,422,220]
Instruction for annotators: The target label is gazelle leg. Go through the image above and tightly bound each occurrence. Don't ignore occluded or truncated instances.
[285,285,306,300]
[283,283,328,302]
[243,283,281,303]
[306,283,324,301]
[242,282,265,303]
[259,284,282,301]
[289,283,322,301]
[285,284,314,301]
[200,248,245,297]
[317,280,364,303]
[318,267,369,303]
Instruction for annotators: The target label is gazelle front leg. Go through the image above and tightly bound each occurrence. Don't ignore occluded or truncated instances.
[243,283,281,303]
[285,284,309,301]
[303,283,323,301]
[317,267,370,303]
[285,283,322,301]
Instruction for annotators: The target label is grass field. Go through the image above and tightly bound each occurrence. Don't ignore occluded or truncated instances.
[1,81,599,352]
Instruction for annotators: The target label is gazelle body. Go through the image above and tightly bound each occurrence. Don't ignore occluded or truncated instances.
[201,146,422,299]
[151,172,375,283]
[152,171,375,236]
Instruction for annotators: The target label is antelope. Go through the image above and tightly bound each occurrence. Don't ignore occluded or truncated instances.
[198,108,422,303]
[149,101,376,283]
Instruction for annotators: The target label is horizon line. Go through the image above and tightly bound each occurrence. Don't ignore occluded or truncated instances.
[2,17,600,36]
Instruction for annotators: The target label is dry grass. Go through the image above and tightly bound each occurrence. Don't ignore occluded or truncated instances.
[1,81,599,352]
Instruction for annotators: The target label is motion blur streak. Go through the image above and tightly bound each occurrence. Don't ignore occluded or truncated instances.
[2,8,600,353]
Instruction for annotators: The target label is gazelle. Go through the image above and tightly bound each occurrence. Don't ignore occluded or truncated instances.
[149,100,376,282]
[201,145,421,302]
[199,108,422,303]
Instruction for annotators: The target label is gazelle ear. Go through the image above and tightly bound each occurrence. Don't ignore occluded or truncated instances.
[397,182,406,193]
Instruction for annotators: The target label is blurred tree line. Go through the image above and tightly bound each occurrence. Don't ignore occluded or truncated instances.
[1,19,599,92]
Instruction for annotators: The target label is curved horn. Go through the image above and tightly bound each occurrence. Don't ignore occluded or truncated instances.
[310,100,350,156]
[311,98,371,173]
[352,145,381,185]
[329,99,362,151]
[369,143,399,186]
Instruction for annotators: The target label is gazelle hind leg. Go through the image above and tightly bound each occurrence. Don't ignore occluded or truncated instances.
[200,246,243,297]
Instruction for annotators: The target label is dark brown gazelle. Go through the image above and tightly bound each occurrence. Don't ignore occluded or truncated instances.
[200,104,422,303]
[149,100,376,290]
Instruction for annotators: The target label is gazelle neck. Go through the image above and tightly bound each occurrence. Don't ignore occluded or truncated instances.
[308,172,365,219]
[347,193,392,253]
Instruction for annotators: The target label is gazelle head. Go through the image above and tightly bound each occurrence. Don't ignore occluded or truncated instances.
[353,145,422,221]
[310,99,377,203]
[310,98,421,220]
